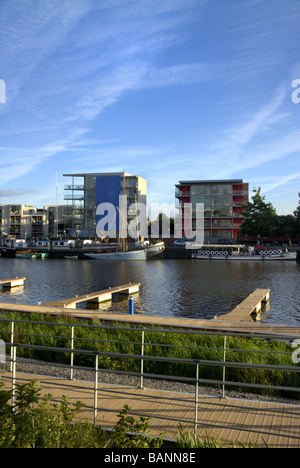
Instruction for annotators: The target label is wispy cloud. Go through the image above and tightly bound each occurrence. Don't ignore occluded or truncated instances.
[250,173,300,195]
[0,0,95,99]
[211,87,288,157]
[0,189,35,198]
[0,0,208,186]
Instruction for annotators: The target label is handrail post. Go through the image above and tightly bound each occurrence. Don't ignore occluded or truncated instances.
[11,345,17,410]
[10,320,14,372]
[222,335,227,398]
[94,354,99,426]
[140,330,145,389]
[194,363,199,435]
[70,326,74,380]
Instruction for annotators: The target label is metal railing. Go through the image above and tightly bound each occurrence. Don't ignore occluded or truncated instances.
[0,315,300,443]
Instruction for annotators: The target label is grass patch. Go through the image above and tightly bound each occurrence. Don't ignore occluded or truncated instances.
[0,311,299,399]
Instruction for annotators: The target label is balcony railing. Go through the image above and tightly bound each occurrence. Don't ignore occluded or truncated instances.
[64,195,85,201]
[64,185,85,190]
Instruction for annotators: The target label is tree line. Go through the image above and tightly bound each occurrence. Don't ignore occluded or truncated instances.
[241,188,300,241]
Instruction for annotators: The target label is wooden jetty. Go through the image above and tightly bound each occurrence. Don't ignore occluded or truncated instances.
[41,283,141,309]
[217,289,271,322]
[0,277,26,289]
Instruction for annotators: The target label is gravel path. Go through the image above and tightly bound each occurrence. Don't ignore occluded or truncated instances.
[2,357,299,406]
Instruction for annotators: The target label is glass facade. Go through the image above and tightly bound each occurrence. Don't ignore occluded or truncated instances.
[175,180,249,241]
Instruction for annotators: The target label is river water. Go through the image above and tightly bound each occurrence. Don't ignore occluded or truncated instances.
[0,257,299,327]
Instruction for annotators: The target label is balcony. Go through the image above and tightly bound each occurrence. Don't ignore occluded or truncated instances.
[233,202,243,207]
[64,195,84,201]
[64,185,85,190]
[175,191,190,199]
[232,190,248,196]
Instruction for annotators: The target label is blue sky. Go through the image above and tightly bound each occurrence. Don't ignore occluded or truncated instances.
[0,0,299,215]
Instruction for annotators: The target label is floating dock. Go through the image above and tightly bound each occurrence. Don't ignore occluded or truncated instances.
[41,283,141,309]
[0,277,26,289]
[218,289,271,322]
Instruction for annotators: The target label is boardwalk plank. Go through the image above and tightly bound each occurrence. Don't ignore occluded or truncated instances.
[1,371,299,448]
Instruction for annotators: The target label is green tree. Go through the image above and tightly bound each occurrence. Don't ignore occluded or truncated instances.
[274,215,296,244]
[241,188,277,239]
[294,193,300,236]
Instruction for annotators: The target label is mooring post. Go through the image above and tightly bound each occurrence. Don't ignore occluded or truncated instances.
[129,297,134,315]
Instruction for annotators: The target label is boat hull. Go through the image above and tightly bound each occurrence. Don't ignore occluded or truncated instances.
[16,252,48,259]
[85,249,147,260]
[192,253,296,261]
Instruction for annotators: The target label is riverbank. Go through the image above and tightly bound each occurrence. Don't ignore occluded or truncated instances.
[1,245,299,261]
[1,311,299,401]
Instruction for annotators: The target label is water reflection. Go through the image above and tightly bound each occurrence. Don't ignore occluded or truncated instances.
[0,257,299,326]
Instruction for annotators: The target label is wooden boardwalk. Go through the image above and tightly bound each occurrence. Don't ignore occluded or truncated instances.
[1,370,299,448]
[0,300,300,338]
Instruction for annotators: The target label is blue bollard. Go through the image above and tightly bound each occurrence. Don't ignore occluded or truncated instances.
[129,297,134,315]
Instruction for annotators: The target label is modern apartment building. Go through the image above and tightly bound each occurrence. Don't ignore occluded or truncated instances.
[175,179,249,242]
[63,172,147,238]
[0,204,72,240]
[0,204,48,239]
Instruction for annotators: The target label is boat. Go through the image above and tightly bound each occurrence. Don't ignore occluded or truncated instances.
[64,255,78,259]
[38,253,48,259]
[190,244,296,261]
[15,250,38,259]
[85,249,147,260]
[15,250,48,259]
[134,240,165,258]
[145,241,165,258]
